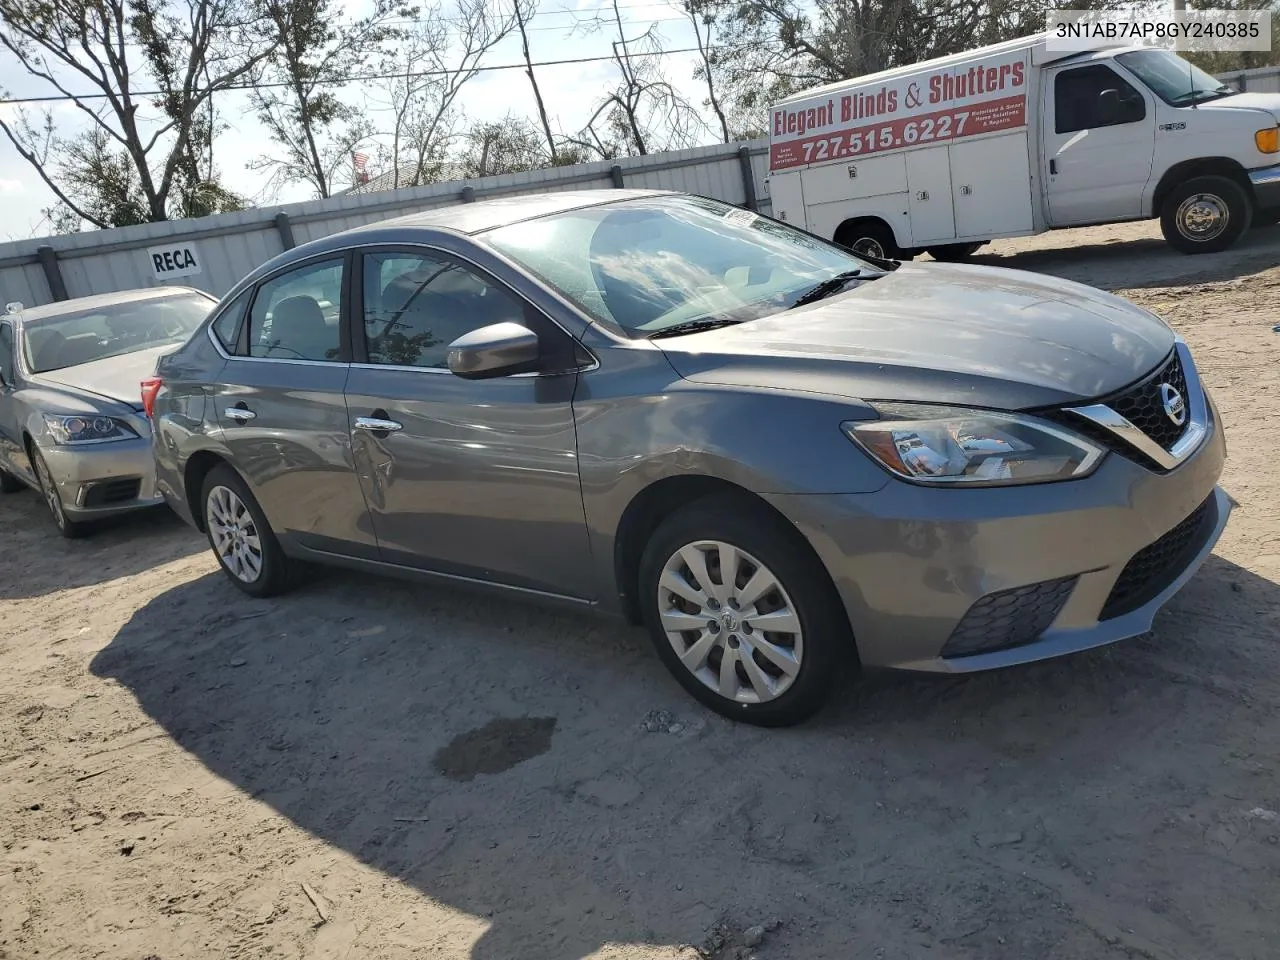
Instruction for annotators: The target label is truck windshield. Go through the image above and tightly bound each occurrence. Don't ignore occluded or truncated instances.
[483,195,880,338]
[1116,50,1233,106]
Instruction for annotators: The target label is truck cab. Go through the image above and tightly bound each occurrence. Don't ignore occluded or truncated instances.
[766,38,1280,258]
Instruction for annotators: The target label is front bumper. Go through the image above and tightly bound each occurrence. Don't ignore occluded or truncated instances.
[40,434,164,520]
[1249,163,1280,211]
[768,392,1229,672]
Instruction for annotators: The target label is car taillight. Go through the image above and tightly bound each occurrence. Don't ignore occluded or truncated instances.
[140,377,163,419]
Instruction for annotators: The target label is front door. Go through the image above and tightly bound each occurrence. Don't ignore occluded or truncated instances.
[1042,62,1156,225]
[211,253,378,559]
[344,247,595,599]
[0,320,27,478]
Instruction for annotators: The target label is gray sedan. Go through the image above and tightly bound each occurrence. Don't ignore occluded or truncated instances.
[0,287,214,536]
[151,190,1229,725]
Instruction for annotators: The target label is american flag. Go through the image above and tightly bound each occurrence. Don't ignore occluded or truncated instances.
[352,152,369,171]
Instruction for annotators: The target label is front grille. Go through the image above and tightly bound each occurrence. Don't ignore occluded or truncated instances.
[942,576,1078,658]
[80,477,141,507]
[1042,350,1193,472]
[1100,494,1217,621]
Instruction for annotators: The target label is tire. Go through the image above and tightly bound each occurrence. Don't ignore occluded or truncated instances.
[0,468,24,494]
[637,495,853,727]
[837,220,905,261]
[200,463,295,597]
[30,446,84,539]
[926,242,983,262]
[1160,175,1253,254]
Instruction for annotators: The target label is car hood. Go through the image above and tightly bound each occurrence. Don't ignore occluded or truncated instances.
[654,262,1176,410]
[1199,91,1280,123]
[31,343,176,410]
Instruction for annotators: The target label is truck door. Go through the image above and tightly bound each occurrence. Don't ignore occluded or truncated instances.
[1042,62,1156,226]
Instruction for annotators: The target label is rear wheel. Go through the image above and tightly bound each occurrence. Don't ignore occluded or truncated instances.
[0,468,24,494]
[927,242,983,262]
[1160,175,1252,254]
[637,496,852,726]
[31,447,84,539]
[836,220,905,261]
[201,464,295,597]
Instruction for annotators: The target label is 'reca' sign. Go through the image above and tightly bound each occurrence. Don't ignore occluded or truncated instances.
[769,50,1029,172]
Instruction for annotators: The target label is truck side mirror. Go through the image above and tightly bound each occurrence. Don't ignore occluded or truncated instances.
[1099,88,1143,125]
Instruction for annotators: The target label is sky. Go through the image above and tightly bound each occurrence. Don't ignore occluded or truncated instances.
[0,0,712,241]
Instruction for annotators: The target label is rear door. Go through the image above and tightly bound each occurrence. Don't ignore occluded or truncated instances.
[211,253,378,559]
[343,246,595,599]
[1042,62,1156,225]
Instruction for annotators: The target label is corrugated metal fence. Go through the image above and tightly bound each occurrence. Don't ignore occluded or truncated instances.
[1218,64,1280,94]
[4,62,1278,310]
[0,141,773,309]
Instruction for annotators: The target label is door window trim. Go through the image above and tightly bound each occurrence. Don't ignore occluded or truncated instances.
[350,243,594,377]
[0,320,15,386]
[1052,63,1148,135]
[206,250,355,365]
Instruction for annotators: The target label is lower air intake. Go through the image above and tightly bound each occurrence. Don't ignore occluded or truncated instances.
[942,576,1078,658]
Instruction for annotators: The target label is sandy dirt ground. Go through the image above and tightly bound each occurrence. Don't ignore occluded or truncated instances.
[2,219,1279,960]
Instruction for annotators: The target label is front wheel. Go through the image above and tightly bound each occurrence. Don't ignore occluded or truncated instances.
[1160,175,1252,254]
[637,496,852,726]
[201,464,296,597]
[31,447,83,539]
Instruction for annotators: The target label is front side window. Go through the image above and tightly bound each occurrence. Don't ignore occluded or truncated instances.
[361,251,526,368]
[22,293,212,374]
[1054,65,1146,134]
[482,196,879,338]
[248,259,344,361]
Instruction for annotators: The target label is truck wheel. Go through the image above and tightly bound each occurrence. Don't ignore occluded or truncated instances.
[836,221,905,261]
[926,242,983,262]
[1160,176,1252,254]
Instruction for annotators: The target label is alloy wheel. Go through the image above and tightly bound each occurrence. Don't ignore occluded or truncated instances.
[207,484,264,583]
[1176,193,1229,242]
[656,540,804,704]
[33,451,67,530]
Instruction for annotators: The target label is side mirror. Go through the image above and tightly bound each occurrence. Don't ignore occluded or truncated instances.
[447,322,541,380]
[1099,88,1142,123]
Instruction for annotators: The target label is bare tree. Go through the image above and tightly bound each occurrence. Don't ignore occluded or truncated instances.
[570,0,707,159]
[368,0,514,188]
[250,0,409,198]
[512,0,558,163]
[679,0,731,142]
[0,0,273,227]
[459,114,546,178]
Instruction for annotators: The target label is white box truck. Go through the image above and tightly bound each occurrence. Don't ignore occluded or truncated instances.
[766,34,1280,258]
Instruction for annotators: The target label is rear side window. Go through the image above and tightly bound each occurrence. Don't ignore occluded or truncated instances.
[0,322,14,384]
[210,289,251,353]
[247,259,344,361]
[1055,65,1146,134]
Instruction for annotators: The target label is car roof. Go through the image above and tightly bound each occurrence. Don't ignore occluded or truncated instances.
[342,188,673,238]
[12,286,210,324]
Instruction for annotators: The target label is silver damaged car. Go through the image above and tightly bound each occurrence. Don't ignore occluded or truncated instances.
[0,287,214,536]
[150,191,1230,725]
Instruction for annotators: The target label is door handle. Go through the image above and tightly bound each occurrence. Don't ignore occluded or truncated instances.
[353,416,403,433]
[1049,158,1058,175]
[224,407,256,423]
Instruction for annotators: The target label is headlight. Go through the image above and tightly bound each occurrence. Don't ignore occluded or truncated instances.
[42,414,138,445]
[1257,127,1279,154]
[843,403,1104,486]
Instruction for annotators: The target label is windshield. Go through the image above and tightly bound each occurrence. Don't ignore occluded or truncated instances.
[1116,50,1232,105]
[23,293,212,373]
[482,195,878,337]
